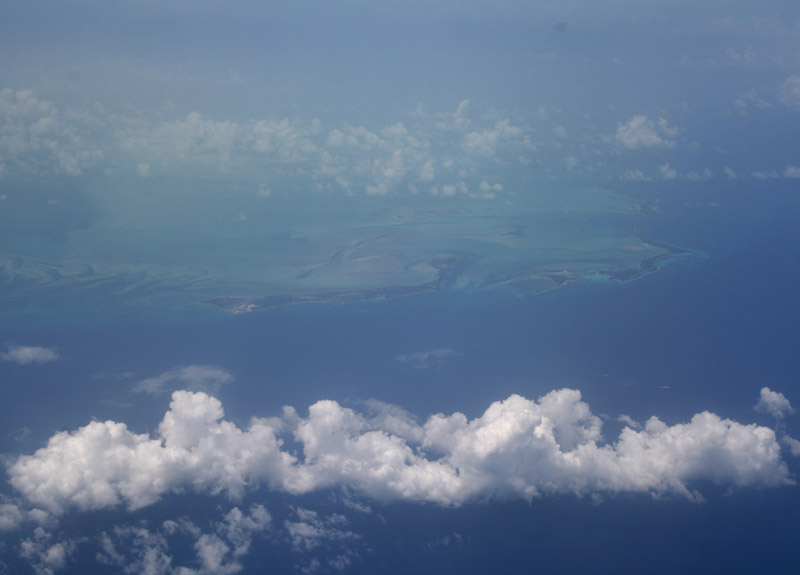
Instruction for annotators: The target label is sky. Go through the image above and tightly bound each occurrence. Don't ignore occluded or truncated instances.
[2,1,800,574]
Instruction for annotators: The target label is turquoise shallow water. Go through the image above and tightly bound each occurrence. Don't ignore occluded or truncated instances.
[1,179,674,326]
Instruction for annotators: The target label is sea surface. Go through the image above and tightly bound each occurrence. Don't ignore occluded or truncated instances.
[2,180,799,573]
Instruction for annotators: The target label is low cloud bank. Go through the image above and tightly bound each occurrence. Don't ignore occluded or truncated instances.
[7,388,793,516]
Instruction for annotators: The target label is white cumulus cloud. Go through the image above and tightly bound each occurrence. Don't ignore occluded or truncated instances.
[754,387,796,420]
[0,88,104,177]
[659,163,678,180]
[462,119,522,156]
[614,116,677,149]
[0,503,25,532]
[7,388,793,518]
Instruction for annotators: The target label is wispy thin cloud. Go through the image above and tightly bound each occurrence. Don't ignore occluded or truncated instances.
[396,348,457,370]
[133,365,234,395]
[1,345,60,365]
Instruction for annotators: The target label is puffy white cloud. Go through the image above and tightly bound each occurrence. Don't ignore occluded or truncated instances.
[134,365,234,395]
[250,118,317,162]
[178,534,240,575]
[0,89,104,176]
[614,116,677,150]
[361,399,424,444]
[7,388,793,517]
[617,415,641,429]
[8,391,301,515]
[754,387,795,419]
[783,436,800,457]
[778,75,800,112]
[216,505,271,558]
[0,502,24,531]
[0,90,535,197]
[1,345,59,365]
[659,163,678,180]
[320,121,434,195]
[462,119,522,156]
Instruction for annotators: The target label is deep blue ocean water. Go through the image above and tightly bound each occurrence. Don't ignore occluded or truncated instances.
[2,180,799,573]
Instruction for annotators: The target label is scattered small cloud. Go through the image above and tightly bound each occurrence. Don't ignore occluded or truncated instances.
[339,495,372,515]
[462,119,522,156]
[133,365,234,395]
[778,75,800,112]
[425,531,465,550]
[452,99,470,130]
[754,387,795,420]
[563,155,579,170]
[733,89,772,115]
[617,414,641,429]
[723,166,738,179]
[686,168,713,181]
[0,503,25,532]
[19,527,75,575]
[0,88,104,177]
[783,165,800,178]
[622,169,650,181]
[725,47,754,64]
[1,345,59,365]
[659,163,677,180]
[614,116,678,150]
[285,508,361,574]
[285,508,360,553]
[396,348,457,369]
[752,169,780,179]
[782,436,800,457]
[9,426,32,443]
[97,504,270,575]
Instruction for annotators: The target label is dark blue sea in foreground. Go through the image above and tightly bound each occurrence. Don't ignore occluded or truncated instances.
[2,181,800,573]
